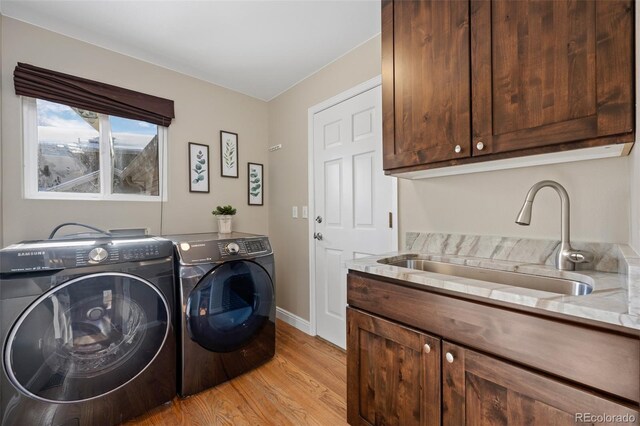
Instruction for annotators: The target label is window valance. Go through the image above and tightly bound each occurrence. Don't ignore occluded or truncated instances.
[14,62,174,127]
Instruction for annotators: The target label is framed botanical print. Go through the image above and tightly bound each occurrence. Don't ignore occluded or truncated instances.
[248,162,264,206]
[189,142,209,193]
[220,131,238,178]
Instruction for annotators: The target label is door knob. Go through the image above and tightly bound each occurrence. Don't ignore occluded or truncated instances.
[445,352,454,363]
[454,145,462,153]
[315,216,323,223]
[476,141,485,150]
[423,343,431,354]
[313,232,323,241]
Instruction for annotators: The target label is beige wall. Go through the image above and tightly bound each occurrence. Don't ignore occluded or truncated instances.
[630,10,640,254]
[268,36,382,320]
[399,157,630,245]
[632,145,639,253]
[1,17,269,245]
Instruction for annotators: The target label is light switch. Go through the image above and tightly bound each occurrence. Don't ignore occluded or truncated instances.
[292,206,298,218]
[302,206,308,219]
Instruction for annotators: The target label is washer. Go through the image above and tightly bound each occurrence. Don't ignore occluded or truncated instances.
[166,232,275,397]
[0,234,176,426]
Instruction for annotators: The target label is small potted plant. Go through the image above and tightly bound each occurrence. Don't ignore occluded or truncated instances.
[212,205,237,234]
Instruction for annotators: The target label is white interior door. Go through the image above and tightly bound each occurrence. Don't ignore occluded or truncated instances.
[313,85,396,349]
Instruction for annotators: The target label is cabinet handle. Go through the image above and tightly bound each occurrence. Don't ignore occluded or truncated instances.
[454,145,462,154]
[476,141,484,151]
[423,343,431,354]
[445,352,454,363]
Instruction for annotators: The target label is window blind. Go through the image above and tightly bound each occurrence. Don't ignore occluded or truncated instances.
[14,62,175,127]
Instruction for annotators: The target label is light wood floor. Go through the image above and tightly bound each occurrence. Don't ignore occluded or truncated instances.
[126,320,347,425]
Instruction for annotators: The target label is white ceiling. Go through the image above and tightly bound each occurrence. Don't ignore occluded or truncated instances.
[0,0,381,101]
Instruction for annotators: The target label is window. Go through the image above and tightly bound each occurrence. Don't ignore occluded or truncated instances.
[23,98,167,201]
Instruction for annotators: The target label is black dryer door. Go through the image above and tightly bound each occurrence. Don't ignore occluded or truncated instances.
[3,272,170,403]
[186,260,274,353]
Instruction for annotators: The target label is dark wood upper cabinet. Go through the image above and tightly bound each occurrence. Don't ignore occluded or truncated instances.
[442,342,638,426]
[471,0,634,157]
[347,307,441,426]
[382,0,471,170]
[382,0,634,173]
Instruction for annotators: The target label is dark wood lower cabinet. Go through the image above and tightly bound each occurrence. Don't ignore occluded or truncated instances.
[442,342,639,426]
[347,308,441,426]
[346,272,640,426]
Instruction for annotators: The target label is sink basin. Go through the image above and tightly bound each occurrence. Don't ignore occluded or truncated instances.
[377,255,593,296]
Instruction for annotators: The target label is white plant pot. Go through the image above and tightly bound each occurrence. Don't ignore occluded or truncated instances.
[217,215,233,234]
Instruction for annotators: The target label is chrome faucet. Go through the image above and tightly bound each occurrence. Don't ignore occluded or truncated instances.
[516,180,593,271]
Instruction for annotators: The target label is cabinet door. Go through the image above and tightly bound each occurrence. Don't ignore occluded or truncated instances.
[471,0,633,157]
[442,341,639,426]
[347,308,441,426]
[382,0,471,170]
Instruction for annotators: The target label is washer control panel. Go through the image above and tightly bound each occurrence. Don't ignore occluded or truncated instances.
[121,244,162,262]
[89,247,108,263]
[75,242,165,266]
[0,237,172,273]
[75,246,120,266]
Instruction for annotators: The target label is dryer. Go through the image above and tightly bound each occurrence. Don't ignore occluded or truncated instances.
[0,234,176,425]
[166,232,275,397]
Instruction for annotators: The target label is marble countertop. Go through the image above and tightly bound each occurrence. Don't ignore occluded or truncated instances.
[346,233,640,333]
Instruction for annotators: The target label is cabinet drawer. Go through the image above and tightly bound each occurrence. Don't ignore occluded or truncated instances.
[347,272,640,402]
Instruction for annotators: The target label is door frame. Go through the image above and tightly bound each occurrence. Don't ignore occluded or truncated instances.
[307,75,398,336]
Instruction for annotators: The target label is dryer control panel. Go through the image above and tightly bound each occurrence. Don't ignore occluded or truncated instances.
[245,239,269,254]
[216,239,269,257]
[170,234,272,265]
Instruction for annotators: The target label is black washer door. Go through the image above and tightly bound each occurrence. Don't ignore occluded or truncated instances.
[3,272,169,403]
[186,260,273,353]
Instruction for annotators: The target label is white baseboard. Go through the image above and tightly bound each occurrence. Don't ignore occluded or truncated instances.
[276,307,313,336]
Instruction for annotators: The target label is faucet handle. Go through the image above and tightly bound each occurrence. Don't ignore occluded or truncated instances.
[567,250,594,265]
